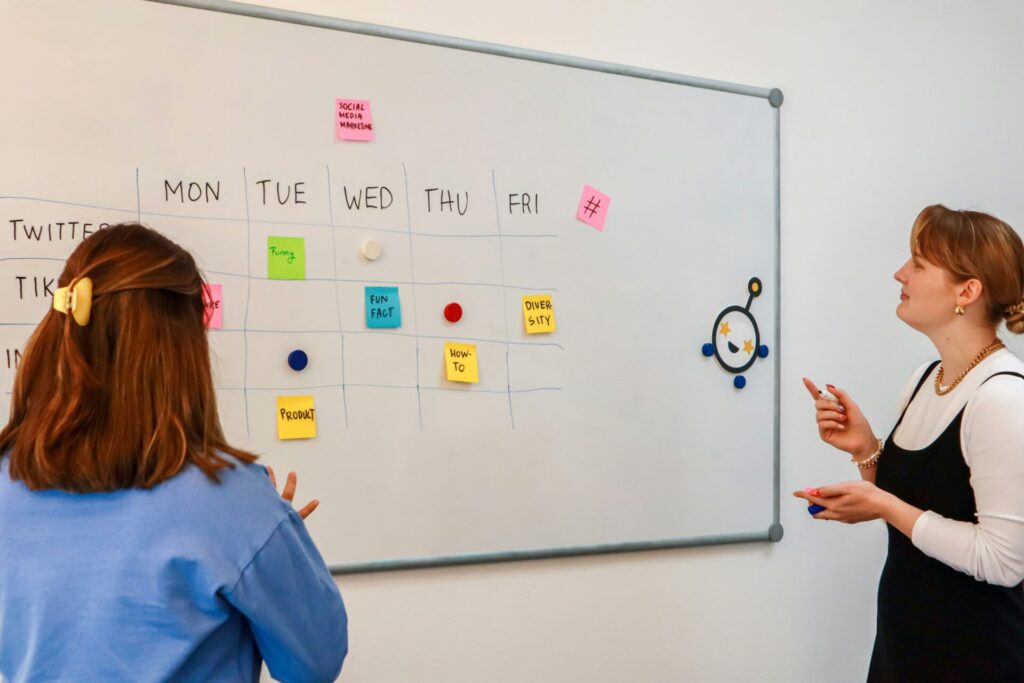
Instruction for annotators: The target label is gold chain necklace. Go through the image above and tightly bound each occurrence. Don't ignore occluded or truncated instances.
[934,339,1005,396]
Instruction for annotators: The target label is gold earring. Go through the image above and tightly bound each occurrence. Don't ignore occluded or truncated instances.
[955,305,966,316]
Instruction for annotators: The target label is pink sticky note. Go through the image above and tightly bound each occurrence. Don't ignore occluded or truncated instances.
[335,98,375,141]
[576,185,610,231]
[203,284,223,329]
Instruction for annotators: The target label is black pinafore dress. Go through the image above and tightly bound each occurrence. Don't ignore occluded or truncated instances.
[868,361,1024,682]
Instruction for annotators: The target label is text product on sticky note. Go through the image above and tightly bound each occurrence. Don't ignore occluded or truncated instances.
[365,286,402,328]
[267,236,306,280]
[522,294,557,334]
[277,395,317,440]
[444,342,479,383]
[202,283,223,329]
[336,99,375,141]
[576,184,611,231]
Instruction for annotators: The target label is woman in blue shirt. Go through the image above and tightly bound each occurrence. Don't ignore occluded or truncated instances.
[0,223,348,682]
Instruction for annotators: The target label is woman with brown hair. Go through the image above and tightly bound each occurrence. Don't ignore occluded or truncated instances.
[0,224,347,682]
[795,205,1024,681]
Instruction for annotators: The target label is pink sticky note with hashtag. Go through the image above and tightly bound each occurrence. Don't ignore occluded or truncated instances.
[335,98,375,141]
[203,284,223,329]
[576,185,610,231]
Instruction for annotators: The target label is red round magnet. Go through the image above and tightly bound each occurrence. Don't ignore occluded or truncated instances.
[444,302,463,323]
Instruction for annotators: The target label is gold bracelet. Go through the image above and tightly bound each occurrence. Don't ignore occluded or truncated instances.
[851,439,883,469]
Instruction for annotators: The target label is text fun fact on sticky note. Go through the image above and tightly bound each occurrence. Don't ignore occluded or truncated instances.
[202,283,223,329]
[336,99,375,142]
[576,184,611,231]
[276,395,317,440]
[267,236,306,280]
[365,286,401,328]
[444,342,479,383]
[522,294,556,334]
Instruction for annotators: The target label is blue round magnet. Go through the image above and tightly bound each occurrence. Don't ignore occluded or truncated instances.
[701,343,714,357]
[733,375,746,389]
[287,349,308,372]
[758,345,770,358]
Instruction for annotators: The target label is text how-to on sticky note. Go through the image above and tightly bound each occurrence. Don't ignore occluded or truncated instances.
[202,283,223,329]
[336,99,375,142]
[276,395,317,440]
[365,286,401,328]
[267,236,306,280]
[576,184,611,231]
[522,294,556,334]
[444,342,479,383]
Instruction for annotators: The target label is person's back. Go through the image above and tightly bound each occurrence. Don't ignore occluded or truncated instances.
[0,455,347,682]
[0,223,347,682]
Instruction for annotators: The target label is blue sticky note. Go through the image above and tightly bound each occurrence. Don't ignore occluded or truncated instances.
[365,286,401,328]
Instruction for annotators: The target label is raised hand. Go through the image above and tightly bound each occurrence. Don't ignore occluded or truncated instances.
[266,466,320,520]
[801,377,878,460]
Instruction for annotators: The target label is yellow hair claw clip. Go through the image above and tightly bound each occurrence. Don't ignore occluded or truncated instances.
[53,277,93,326]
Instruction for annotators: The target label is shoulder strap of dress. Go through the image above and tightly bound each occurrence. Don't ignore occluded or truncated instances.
[980,371,1024,385]
[893,360,941,429]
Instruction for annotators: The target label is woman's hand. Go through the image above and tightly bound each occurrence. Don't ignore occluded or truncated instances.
[793,481,924,537]
[802,377,878,459]
[793,481,890,524]
[267,466,320,520]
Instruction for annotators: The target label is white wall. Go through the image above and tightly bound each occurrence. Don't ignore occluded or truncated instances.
[228,2,1024,680]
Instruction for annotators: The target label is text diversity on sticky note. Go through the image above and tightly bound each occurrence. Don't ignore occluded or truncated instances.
[267,236,306,280]
[336,99,375,141]
[365,286,401,328]
[444,342,479,383]
[522,294,556,334]
[576,184,611,231]
[202,283,223,329]
[277,395,317,440]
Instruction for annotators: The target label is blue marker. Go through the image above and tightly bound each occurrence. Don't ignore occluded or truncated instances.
[807,504,826,516]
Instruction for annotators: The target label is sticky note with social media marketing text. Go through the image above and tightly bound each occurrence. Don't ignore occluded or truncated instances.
[267,237,306,280]
[522,294,556,334]
[365,286,401,328]
[202,284,223,329]
[576,185,610,231]
[277,395,317,440]
[336,99,375,141]
[444,342,479,383]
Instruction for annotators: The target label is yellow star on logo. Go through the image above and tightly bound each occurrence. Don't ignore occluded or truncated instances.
[743,339,754,354]
[719,321,731,336]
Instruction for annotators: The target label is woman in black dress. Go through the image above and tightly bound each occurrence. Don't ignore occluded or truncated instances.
[796,205,1024,681]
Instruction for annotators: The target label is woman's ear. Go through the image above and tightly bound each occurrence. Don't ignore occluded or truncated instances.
[957,278,985,306]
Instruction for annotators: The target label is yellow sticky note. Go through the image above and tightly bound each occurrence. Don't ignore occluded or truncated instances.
[522,294,556,334]
[276,395,317,440]
[444,342,479,383]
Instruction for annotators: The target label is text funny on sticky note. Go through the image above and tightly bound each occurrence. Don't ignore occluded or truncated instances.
[277,395,317,440]
[445,342,479,383]
[522,294,556,334]
[365,286,401,328]
[336,99,375,141]
[576,184,610,231]
[267,236,306,280]
[202,283,223,329]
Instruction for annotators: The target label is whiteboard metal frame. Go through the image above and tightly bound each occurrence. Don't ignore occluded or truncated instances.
[144,0,785,575]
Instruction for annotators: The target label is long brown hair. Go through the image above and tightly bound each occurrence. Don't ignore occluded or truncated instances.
[0,223,255,492]
[911,204,1024,333]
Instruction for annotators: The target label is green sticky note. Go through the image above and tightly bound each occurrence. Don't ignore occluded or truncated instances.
[267,236,306,280]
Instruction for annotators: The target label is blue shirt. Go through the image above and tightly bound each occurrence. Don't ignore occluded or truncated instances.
[0,456,347,682]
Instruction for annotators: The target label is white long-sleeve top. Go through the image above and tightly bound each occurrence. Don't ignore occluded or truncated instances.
[895,347,1024,587]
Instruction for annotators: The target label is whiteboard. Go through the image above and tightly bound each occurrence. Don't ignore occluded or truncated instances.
[0,0,782,572]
